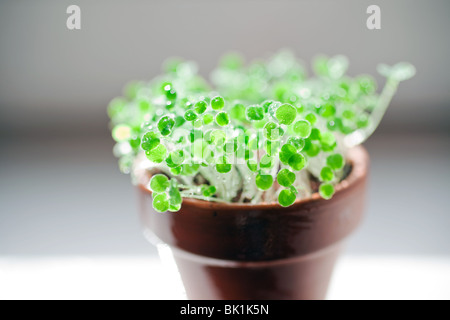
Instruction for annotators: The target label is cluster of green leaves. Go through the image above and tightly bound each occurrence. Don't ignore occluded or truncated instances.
[108,50,414,212]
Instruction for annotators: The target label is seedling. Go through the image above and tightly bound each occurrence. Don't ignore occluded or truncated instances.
[108,50,414,212]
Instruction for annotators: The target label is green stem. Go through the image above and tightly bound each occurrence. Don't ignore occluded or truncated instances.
[344,77,399,147]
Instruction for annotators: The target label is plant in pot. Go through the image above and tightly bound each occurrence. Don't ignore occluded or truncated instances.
[108,51,415,300]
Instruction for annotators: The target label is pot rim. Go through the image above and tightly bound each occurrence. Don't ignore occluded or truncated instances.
[137,145,369,211]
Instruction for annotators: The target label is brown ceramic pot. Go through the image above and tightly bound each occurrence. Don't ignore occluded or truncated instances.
[138,146,369,300]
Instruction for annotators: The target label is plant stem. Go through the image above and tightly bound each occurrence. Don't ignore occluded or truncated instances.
[344,77,399,147]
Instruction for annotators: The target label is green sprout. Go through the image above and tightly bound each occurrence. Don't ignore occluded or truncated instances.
[108,50,414,212]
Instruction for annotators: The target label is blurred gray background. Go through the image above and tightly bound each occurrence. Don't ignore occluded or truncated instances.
[0,0,449,256]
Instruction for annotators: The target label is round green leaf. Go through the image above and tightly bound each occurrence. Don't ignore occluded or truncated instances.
[215,112,230,126]
[211,96,225,110]
[288,153,306,171]
[320,166,334,182]
[326,153,344,170]
[184,110,198,121]
[276,104,297,125]
[203,114,214,125]
[168,203,181,212]
[162,82,177,100]
[304,141,320,157]
[174,115,186,127]
[260,154,273,169]
[320,103,336,118]
[145,144,167,163]
[202,185,217,197]
[168,186,182,206]
[305,113,317,125]
[246,105,265,121]
[166,150,185,167]
[247,160,258,172]
[141,132,160,151]
[277,169,296,187]
[278,189,296,207]
[279,143,297,165]
[293,120,312,138]
[152,193,170,212]
[309,128,321,140]
[150,174,170,193]
[194,100,208,114]
[230,103,246,121]
[216,157,232,173]
[157,116,175,136]
[287,137,305,151]
[357,115,369,128]
[255,174,273,191]
[319,183,335,199]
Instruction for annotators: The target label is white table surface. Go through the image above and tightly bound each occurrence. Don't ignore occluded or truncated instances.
[1,255,449,300]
